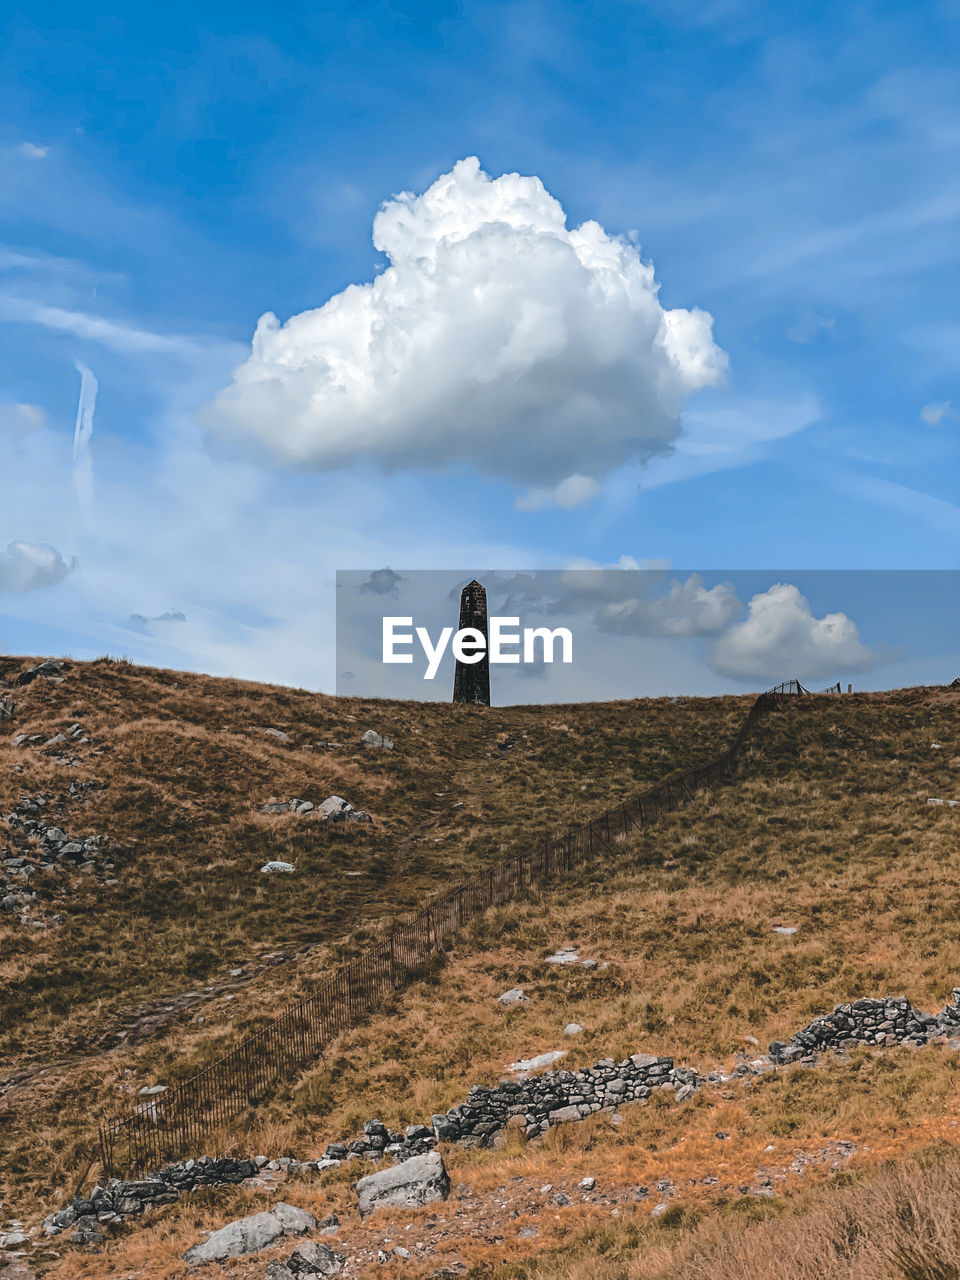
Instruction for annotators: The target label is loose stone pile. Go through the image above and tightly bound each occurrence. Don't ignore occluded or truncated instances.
[769,989,960,1063]
[259,796,372,823]
[323,1120,439,1166]
[1,787,116,927]
[42,1155,357,1241]
[11,720,94,768]
[326,1055,692,1161]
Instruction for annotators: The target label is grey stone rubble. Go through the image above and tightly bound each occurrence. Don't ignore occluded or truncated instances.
[266,1240,346,1277]
[768,988,960,1063]
[46,988,960,1244]
[1,785,115,928]
[317,795,372,823]
[14,658,69,687]
[261,860,296,874]
[43,1156,333,1241]
[261,799,315,815]
[259,796,372,823]
[360,729,393,750]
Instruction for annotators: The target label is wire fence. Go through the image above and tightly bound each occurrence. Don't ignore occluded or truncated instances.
[97,678,814,1178]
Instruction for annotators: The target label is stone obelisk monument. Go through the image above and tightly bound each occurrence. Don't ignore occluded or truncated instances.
[452,579,490,706]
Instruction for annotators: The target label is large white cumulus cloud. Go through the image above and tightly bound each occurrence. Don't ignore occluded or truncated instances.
[209,158,727,497]
[711,583,874,681]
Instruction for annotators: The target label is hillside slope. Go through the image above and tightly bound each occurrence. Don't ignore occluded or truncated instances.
[0,655,747,1070]
[2,660,958,1279]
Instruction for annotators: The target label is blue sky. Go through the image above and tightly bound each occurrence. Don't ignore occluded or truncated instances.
[1,0,958,690]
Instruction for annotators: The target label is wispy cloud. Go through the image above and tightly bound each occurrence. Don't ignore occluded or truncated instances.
[635,395,821,490]
[847,475,960,536]
[72,361,97,512]
[786,312,836,344]
[921,400,955,426]
[0,295,241,361]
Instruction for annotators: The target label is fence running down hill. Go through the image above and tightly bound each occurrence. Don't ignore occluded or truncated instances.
[97,679,819,1178]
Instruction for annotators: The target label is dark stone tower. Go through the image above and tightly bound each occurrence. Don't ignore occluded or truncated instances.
[452,579,490,706]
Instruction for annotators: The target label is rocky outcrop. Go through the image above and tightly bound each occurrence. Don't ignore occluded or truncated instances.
[184,1210,285,1263]
[183,1202,314,1263]
[355,1152,450,1218]
[15,659,69,687]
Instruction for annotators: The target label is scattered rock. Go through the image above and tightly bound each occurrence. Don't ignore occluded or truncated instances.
[183,1209,285,1262]
[261,861,296,874]
[507,1050,567,1074]
[278,1240,346,1275]
[564,1023,584,1036]
[16,659,68,686]
[360,730,394,750]
[355,1151,450,1218]
[262,728,290,742]
[317,796,372,823]
[545,946,580,965]
[261,800,300,814]
[772,926,798,936]
[497,988,529,1007]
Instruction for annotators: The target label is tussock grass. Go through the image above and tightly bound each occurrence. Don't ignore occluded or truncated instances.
[2,660,959,1278]
[484,1150,960,1280]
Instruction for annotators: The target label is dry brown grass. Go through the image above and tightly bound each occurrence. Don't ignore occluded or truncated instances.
[2,661,959,1279]
[0,655,747,1068]
[483,1148,960,1280]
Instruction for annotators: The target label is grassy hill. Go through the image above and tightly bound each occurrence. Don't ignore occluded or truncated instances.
[2,656,959,1278]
